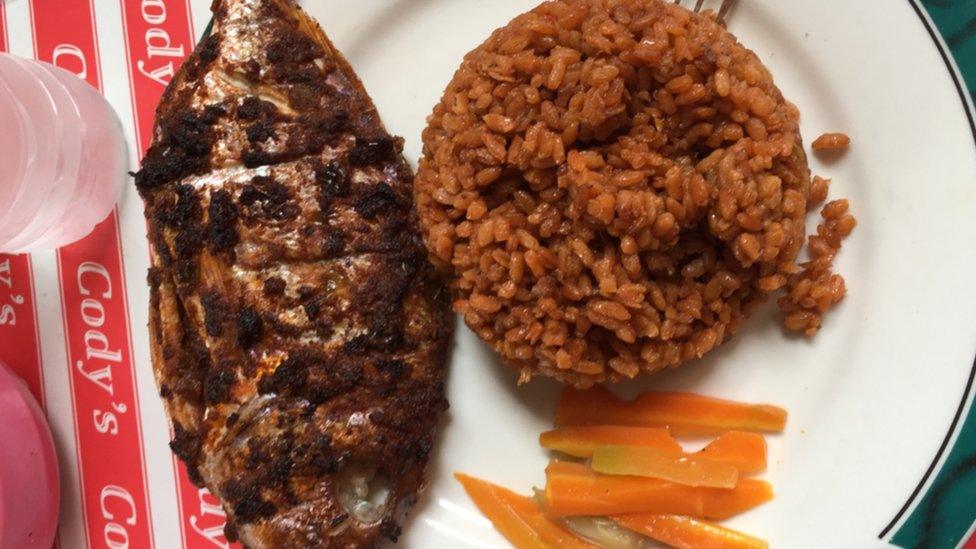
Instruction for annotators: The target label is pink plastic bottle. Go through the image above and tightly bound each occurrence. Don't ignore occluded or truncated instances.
[0,53,127,253]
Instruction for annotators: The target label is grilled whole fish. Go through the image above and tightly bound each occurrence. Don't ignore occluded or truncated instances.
[134,1,451,546]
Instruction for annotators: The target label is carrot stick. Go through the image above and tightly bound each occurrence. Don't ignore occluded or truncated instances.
[554,386,787,435]
[539,426,682,458]
[455,473,548,549]
[698,431,767,474]
[494,487,597,549]
[591,445,739,489]
[546,459,593,477]
[544,462,773,519]
[455,473,595,549]
[614,514,769,549]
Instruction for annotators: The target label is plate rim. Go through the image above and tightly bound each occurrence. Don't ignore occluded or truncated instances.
[881,1,976,546]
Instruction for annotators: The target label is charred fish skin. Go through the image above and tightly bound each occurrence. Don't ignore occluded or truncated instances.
[136,0,452,547]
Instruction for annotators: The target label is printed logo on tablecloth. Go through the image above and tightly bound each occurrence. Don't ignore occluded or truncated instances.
[55,220,154,549]
[0,255,45,404]
[122,0,193,156]
[31,1,155,547]
[119,2,238,547]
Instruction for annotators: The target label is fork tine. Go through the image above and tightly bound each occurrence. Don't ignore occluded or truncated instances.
[717,0,737,22]
[677,0,739,22]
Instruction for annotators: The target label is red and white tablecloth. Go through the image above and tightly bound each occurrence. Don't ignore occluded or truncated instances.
[0,1,240,547]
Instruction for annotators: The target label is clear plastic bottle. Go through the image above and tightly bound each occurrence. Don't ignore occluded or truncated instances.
[0,53,127,253]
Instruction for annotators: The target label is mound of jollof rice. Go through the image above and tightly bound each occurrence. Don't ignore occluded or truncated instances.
[415,0,854,386]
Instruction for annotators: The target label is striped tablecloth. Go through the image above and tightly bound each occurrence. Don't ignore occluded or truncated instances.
[0,1,973,548]
[0,2,220,547]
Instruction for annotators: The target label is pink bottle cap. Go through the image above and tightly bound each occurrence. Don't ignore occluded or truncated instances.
[0,361,60,547]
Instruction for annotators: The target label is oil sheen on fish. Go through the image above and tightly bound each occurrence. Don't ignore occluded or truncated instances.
[134,1,451,546]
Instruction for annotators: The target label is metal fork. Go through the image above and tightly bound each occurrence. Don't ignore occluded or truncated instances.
[675,0,738,23]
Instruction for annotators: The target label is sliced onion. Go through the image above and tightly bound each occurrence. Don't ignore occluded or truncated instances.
[561,516,662,549]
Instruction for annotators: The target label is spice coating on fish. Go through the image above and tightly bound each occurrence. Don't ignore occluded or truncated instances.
[135,1,452,546]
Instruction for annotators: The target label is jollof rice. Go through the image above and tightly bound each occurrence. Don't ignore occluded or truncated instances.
[415,0,854,386]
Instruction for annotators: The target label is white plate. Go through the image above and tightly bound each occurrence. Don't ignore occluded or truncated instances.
[3,0,972,547]
[292,0,976,547]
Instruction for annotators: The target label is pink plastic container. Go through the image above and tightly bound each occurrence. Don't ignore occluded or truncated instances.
[0,361,60,548]
[0,53,127,253]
